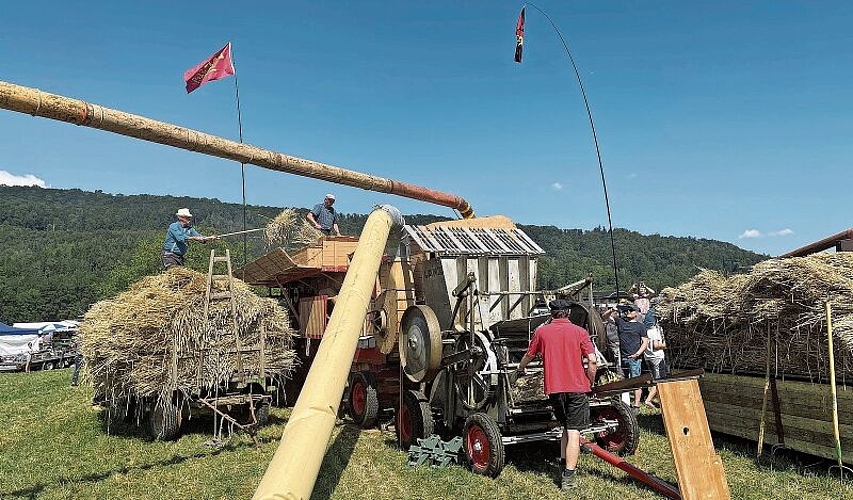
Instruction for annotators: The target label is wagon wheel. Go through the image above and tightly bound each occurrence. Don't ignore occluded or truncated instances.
[463,412,505,478]
[399,305,443,383]
[42,361,55,371]
[347,371,379,428]
[570,301,607,352]
[590,399,639,455]
[396,390,434,451]
[254,402,270,427]
[149,396,183,441]
[453,331,497,411]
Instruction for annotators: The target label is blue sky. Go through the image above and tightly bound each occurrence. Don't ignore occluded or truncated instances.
[1,1,851,256]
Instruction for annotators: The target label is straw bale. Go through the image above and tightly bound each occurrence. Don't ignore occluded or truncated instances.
[658,252,853,382]
[264,208,298,248]
[79,266,296,406]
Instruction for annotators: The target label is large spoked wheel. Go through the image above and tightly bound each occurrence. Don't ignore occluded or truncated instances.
[399,305,443,383]
[149,396,183,441]
[463,413,505,478]
[396,390,434,451]
[590,399,639,456]
[453,331,498,411]
[347,371,379,428]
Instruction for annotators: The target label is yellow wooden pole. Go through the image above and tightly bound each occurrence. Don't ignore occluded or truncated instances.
[825,302,843,469]
[757,323,772,457]
[253,205,402,500]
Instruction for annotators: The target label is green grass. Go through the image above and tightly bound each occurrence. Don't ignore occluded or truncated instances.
[1,370,851,499]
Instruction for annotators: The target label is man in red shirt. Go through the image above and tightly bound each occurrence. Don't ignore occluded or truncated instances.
[517,299,597,490]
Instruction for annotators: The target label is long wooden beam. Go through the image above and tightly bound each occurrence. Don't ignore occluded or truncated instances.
[0,80,475,218]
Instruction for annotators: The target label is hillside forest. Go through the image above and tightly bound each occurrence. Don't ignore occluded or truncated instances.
[0,186,766,323]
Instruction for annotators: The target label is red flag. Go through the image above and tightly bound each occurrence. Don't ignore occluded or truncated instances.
[514,7,525,63]
[184,42,236,94]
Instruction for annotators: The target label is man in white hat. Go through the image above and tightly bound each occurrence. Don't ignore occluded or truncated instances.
[161,208,215,269]
[306,193,341,236]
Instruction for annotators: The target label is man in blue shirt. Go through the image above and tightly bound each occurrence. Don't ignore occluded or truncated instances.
[161,208,214,269]
[306,193,341,236]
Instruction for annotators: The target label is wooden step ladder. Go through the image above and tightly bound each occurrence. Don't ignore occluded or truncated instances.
[203,249,246,386]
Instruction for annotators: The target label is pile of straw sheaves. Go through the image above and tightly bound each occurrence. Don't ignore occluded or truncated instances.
[80,266,296,404]
[657,252,853,382]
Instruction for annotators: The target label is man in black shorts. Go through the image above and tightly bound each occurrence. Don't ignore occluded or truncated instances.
[517,299,597,490]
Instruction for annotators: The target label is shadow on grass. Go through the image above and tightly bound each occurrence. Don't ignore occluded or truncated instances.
[504,441,563,487]
[0,443,241,499]
[310,424,362,500]
[95,402,285,444]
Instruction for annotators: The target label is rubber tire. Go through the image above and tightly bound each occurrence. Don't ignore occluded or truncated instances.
[347,371,379,428]
[396,390,434,451]
[255,403,270,427]
[149,397,182,441]
[463,412,505,478]
[42,361,55,371]
[590,399,639,456]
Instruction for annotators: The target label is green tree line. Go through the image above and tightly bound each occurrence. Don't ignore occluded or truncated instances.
[0,186,765,323]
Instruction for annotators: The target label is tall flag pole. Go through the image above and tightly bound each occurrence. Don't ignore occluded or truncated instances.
[183,42,248,276]
[231,54,248,277]
[514,4,621,299]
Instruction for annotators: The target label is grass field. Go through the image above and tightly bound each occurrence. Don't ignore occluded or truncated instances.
[1,369,851,499]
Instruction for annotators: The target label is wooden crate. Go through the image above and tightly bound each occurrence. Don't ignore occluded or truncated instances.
[699,372,853,464]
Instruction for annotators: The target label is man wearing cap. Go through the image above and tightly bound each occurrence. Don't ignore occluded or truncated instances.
[517,299,597,490]
[161,208,213,269]
[603,304,649,410]
[306,194,341,236]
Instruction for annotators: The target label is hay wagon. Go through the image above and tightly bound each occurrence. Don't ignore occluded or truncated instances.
[85,264,294,442]
[106,321,278,442]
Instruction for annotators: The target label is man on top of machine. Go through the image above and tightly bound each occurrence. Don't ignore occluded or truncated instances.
[306,193,341,236]
[516,299,597,490]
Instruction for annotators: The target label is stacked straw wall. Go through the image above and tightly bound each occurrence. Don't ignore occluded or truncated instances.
[658,252,853,383]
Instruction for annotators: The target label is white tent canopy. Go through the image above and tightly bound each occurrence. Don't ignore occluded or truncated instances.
[12,320,79,333]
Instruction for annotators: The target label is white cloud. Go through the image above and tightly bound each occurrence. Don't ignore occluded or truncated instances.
[551,182,563,190]
[0,170,47,188]
[627,173,638,179]
[739,229,762,239]
[769,228,794,237]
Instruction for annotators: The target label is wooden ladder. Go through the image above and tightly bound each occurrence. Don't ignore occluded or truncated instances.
[203,249,246,386]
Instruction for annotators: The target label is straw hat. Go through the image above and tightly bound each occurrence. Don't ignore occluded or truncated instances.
[176,208,193,218]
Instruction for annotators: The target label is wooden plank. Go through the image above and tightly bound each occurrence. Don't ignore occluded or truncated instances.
[703,401,853,441]
[700,386,851,423]
[704,413,853,464]
[700,376,853,412]
[701,373,853,402]
[299,296,327,339]
[658,379,731,500]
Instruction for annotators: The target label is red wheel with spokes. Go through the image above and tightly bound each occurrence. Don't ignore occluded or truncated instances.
[347,371,378,428]
[463,413,505,478]
[395,390,433,450]
[591,399,639,455]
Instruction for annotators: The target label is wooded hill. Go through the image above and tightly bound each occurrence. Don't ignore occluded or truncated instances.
[0,186,765,323]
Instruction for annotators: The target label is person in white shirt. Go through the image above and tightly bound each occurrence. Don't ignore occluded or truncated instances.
[643,320,667,407]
